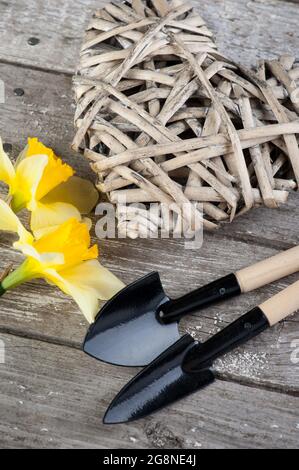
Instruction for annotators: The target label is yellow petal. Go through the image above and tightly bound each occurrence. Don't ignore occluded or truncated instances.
[25,138,56,160]
[14,143,29,167]
[16,243,64,267]
[36,157,73,201]
[44,260,125,323]
[0,137,15,186]
[41,176,99,214]
[33,218,98,270]
[11,154,48,212]
[82,217,92,232]
[24,138,73,201]
[21,138,74,201]
[0,199,33,244]
[30,201,82,239]
[33,216,92,240]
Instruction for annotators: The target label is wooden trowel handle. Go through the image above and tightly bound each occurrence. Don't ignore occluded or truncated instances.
[184,280,299,373]
[260,279,299,326]
[160,245,299,325]
[235,245,299,293]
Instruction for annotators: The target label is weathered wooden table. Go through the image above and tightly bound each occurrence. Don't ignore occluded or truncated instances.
[0,0,299,449]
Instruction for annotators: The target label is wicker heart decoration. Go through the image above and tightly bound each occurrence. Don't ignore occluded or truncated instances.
[73,0,299,238]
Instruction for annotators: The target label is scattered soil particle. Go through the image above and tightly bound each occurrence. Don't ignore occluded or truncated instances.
[145,420,183,449]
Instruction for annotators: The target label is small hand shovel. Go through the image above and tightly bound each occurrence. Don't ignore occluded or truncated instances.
[104,279,299,423]
[84,245,299,367]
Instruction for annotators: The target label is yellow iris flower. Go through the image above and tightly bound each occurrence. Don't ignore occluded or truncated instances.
[0,137,98,237]
[0,200,124,323]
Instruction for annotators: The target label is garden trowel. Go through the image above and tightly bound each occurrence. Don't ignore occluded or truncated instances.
[104,278,299,423]
[84,245,299,367]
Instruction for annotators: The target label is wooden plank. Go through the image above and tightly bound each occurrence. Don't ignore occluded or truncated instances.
[0,0,298,73]
[1,226,299,392]
[0,62,92,179]
[200,0,299,67]
[220,192,299,248]
[1,333,298,449]
[0,0,106,74]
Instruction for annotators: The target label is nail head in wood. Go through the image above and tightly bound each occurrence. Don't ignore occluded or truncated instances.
[27,37,40,46]
[14,88,24,97]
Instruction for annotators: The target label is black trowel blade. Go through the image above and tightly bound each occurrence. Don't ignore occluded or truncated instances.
[83,272,180,367]
[104,335,215,424]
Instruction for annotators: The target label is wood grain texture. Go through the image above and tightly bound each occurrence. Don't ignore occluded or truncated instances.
[200,0,299,67]
[1,333,298,449]
[0,0,106,73]
[0,0,299,450]
[220,193,299,248]
[0,0,299,73]
[0,62,92,179]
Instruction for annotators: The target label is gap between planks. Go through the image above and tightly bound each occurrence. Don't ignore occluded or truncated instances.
[0,58,74,78]
[1,332,299,450]
[0,310,298,398]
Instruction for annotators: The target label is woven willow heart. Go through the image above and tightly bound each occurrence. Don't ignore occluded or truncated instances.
[73,0,299,238]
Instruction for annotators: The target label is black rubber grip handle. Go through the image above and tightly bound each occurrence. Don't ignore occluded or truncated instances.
[158,273,241,324]
[182,307,269,373]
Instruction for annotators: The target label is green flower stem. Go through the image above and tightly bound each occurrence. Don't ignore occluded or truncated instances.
[1,261,36,291]
[10,194,26,213]
[0,283,5,296]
